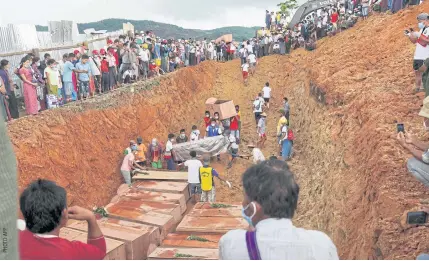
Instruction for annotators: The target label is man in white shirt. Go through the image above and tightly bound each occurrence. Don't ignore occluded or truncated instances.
[179,151,203,203]
[247,52,257,75]
[409,13,429,92]
[139,46,150,79]
[219,160,339,260]
[253,93,264,125]
[262,82,272,108]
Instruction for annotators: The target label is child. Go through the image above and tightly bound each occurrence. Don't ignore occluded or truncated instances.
[241,60,250,85]
[257,112,267,148]
[190,125,200,142]
[227,135,239,169]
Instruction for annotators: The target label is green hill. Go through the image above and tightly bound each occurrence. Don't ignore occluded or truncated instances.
[36,19,259,41]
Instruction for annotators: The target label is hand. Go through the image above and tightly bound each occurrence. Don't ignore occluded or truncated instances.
[225,181,232,188]
[405,132,414,144]
[68,206,95,221]
[397,132,407,148]
[32,83,38,87]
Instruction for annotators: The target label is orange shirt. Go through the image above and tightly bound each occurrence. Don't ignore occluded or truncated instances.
[136,144,147,162]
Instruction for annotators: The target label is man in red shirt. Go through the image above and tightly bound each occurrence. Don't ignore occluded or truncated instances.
[19,179,106,260]
[230,113,240,144]
[331,10,339,31]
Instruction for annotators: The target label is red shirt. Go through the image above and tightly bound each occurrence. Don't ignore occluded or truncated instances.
[19,230,106,260]
[149,64,157,70]
[204,117,211,127]
[101,60,109,73]
[230,115,239,131]
[331,13,339,23]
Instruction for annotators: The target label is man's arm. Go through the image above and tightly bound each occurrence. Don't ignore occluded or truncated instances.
[68,206,106,259]
[407,132,429,150]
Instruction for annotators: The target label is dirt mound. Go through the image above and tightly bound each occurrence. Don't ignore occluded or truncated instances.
[9,3,429,259]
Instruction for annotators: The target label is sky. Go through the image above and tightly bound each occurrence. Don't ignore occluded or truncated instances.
[0,0,304,30]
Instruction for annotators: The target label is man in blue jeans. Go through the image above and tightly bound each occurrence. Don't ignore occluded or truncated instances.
[75,54,92,100]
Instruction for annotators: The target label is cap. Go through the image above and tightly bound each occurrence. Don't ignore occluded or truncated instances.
[261,112,267,117]
[279,118,288,125]
[100,49,106,54]
[73,50,80,55]
[417,13,429,20]
[92,50,99,55]
[419,96,429,118]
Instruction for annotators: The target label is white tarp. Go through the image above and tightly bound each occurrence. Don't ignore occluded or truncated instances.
[173,135,230,161]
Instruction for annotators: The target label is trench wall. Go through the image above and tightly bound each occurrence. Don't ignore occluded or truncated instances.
[8,62,220,208]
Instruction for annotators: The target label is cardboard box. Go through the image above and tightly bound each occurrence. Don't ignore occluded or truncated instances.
[205,98,237,120]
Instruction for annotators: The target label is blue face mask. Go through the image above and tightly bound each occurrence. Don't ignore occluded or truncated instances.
[131,144,138,151]
[241,202,256,227]
[419,22,425,29]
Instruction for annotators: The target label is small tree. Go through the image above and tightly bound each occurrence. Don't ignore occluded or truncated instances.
[277,0,299,17]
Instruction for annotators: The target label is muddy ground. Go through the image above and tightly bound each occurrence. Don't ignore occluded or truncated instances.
[9,3,429,259]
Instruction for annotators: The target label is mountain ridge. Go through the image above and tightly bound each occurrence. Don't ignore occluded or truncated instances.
[36,18,260,41]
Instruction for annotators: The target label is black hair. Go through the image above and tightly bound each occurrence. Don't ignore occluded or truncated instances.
[44,53,51,59]
[214,112,219,115]
[190,151,197,158]
[192,125,197,130]
[210,118,216,122]
[47,59,56,66]
[114,39,120,43]
[205,111,210,115]
[32,57,40,64]
[180,129,185,133]
[0,59,8,69]
[258,92,262,97]
[265,82,270,87]
[168,133,175,139]
[81,54,89,60]
[20,179,67,234]
[284,97,288,101]
[68,53,75,58]
[63,53,68,59]
[235,105,240,109]
[242,160,299,219]
[27,53,35,57]
[20,56,30,68]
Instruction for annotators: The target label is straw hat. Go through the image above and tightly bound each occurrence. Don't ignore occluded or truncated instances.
[419,96,429,119]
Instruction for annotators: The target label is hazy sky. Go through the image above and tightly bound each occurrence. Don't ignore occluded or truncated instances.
[0,0,298,30]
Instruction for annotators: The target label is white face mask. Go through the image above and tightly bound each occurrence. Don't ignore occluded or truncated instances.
[170,139,175,142]
[211,123,215,127]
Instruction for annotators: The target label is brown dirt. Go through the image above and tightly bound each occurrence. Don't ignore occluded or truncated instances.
[9,3,429,259]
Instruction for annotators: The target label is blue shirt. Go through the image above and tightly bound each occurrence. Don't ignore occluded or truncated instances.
[75,62,92,82]
[62,61,75,82]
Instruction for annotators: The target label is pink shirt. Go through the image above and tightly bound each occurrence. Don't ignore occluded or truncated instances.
[121,153,135,171]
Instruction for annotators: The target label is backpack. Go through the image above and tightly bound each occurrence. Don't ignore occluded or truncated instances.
[287,129,295,141]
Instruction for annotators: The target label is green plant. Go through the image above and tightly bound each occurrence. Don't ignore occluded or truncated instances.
[174,253,194,258]
[211,203,232,208]
[186,235,210,242]
[93,207,108,217]
[278,0,298,17]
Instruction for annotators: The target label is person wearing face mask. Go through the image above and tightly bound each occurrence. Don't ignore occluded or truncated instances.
[408,13,429,94]
[44,59,62,108]
[135,137,148,167]
[165,134,176,170]
[219,160,339,260]
[120,146,142,186]
[38,53,51,79]
[398,97,429,187]
[176,129,188,144]
[203,111,211,128]
[124,140,137,155]
[190,125,201,142]
[31,57,46,111]
[206,118,222,138]
[148,138,163,169]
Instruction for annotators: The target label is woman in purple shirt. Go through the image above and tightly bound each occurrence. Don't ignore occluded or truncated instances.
[0,60,19,119]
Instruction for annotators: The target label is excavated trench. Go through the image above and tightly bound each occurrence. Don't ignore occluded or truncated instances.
[10,4,429,259]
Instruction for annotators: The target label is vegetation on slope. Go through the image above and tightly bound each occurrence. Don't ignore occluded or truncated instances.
[36,18,259,40]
